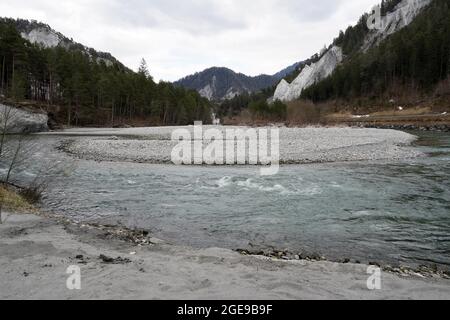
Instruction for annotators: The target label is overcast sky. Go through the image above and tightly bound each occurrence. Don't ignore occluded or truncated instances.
[0,0,380,81]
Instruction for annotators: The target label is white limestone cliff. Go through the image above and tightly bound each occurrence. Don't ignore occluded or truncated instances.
[21,28,61,48]
[273,46,343,102]
[272,0,432,102]
[363,0,432,51]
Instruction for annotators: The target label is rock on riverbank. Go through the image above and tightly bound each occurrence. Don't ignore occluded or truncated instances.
[0,103,48,133]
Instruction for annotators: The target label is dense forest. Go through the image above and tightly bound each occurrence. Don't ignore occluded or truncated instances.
[218,87,276,118]
[216,1,409,121]
[302,0,450,102]
[0,18,212,126]
[333,0,404,56]
[2,0,447,126]
[219,0,450,123]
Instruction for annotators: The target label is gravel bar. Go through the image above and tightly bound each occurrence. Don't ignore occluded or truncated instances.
[46,126,422,164]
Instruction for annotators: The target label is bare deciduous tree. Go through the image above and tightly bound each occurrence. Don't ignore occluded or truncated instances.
[1,104,62,223]
[0,104,17,223]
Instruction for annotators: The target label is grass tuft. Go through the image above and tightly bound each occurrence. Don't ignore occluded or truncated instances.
[0,185,36,212]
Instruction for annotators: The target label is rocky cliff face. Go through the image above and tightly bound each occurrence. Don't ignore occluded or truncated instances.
[273,46,343,102]
[4,18,124,69]
[175,63,302,101]
[20,27,61,48]
[174,67,274,101]
[362,0,432,51]
[0,104,48,133]
[272,0,432,102]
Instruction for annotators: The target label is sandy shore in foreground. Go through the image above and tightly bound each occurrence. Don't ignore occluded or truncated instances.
[41,126,422,164]
[1,212,449,300]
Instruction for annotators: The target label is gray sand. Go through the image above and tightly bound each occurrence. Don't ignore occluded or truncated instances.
[1,213,449,300]
[43,126,422,164]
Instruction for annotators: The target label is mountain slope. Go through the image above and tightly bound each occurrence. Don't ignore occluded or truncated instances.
[0,18,212,126]
[5,18,126,69]
[272,61,303,81]
[273,46,343,102]
[174,63,301,102]
[301,0,450,103]
[272,0,433,102]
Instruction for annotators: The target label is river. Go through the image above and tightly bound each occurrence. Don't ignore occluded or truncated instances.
[3,130,450,269]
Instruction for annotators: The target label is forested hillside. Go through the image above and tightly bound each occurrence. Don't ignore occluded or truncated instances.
[217,0,449,124]
[332,0,405,57]
[0,18,212,126]
[302,0,450,103]
[174,63,302,102]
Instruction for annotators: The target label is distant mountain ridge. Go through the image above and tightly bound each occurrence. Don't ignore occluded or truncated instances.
[174,62,301,102]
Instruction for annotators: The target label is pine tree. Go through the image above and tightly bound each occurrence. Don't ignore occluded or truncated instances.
[0,19,211,126]
[138,58,151,80]
[302,0,450,102]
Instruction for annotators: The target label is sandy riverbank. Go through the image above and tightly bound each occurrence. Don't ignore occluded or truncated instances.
[41,126,422,164]
[1,212,450,300]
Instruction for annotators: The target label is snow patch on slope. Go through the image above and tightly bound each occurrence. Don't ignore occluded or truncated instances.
[21,28,61,48]
[273,46,343,102]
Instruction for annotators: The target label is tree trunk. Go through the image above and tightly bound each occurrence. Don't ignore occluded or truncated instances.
[49,73,53,104]
[11,55,15,94]
[0,106,11,157]
[111,99,115,126]
[1,56,5,93]
[68,100,72,126]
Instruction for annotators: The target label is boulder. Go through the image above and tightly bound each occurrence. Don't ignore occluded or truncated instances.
[0,103,49,133]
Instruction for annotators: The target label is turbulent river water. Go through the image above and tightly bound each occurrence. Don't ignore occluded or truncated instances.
[3,131,450,269]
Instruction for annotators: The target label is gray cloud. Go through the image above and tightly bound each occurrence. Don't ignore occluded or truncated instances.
[278,0,345,21]
[0,0,379,81]
[101,0,248,35]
